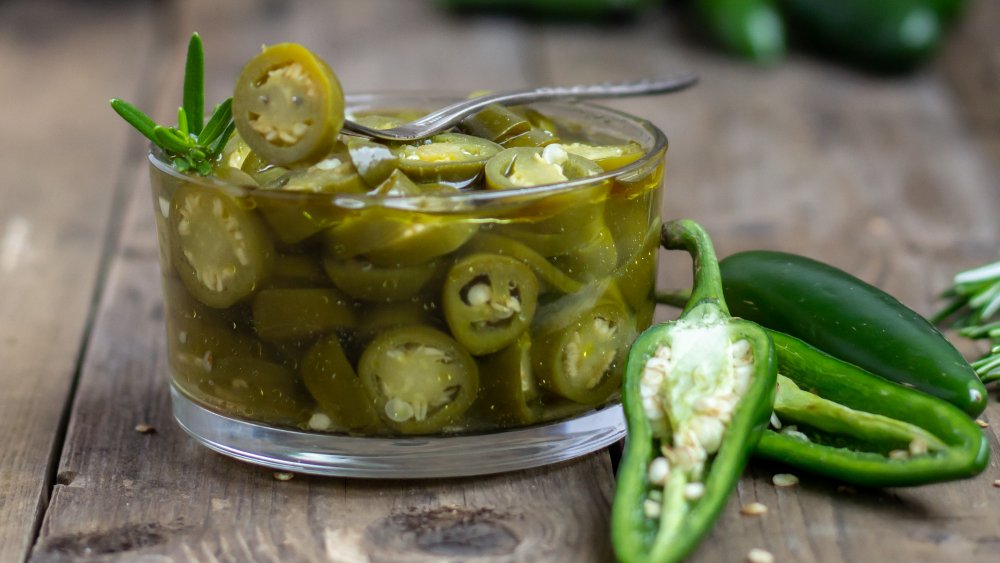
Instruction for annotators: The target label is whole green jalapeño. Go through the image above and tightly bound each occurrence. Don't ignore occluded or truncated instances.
[612,219,777,563]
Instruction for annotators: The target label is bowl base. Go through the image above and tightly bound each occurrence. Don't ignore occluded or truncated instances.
[171,384,625,478]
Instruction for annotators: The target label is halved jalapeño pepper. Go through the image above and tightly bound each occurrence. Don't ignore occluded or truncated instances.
[757,331,989,487]
[612,219,777,563]
[169,183,274,308]
[358,326,479,434]
[443,253,540,356]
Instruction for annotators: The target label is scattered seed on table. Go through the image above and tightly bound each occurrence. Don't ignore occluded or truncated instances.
[772,473,799,487]
[747,547,775,563]
[741,502,768,516]
[134,424,156,434]
[976,419,989,428]
[993,480,1000,488]
[273,471,295,481]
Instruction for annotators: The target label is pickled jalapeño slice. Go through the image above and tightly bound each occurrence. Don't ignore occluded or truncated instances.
[169,183,274,308]
[359,326,478,434]
[443,253,539,356]
[535,299,633,405]
[233,43,345,166]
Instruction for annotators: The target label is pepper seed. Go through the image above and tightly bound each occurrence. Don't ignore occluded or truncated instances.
[747,548,775,563]
[741,502,768,516]
[976,419,989,428]
[273,471,295,481]
[772,473,799,488]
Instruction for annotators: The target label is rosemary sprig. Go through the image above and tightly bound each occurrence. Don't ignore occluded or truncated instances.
[935,253,1000,383]
[110,32,233,175]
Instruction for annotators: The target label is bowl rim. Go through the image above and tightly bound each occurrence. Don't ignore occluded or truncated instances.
[148,94,668,211]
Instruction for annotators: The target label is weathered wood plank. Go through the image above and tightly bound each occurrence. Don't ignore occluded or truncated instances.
[25,0,1000,561]
[34,1,616,562]
[0,1,160,560]
[530,5,1000,562]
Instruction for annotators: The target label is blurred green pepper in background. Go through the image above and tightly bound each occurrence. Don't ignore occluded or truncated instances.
[778,0,967,72]
[441,0,969,73]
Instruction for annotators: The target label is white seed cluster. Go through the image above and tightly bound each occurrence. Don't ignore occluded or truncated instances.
[249,63,315,145]
[379,345,456,424]
[464,281,521,322]
[640,336,754,483]
[638,326,757,524]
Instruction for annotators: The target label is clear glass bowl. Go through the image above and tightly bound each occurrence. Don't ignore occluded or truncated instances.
[150,94,667,477]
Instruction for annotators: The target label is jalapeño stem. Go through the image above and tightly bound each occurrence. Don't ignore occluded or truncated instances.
[661,219,729,317]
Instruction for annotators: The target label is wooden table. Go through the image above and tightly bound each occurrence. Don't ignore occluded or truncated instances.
[2,0,998,561]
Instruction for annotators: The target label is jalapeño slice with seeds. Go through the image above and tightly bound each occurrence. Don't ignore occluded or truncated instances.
[359,326,479,434]
[443,253,540,356]
[233,43,345,166]
[169,183,274,308]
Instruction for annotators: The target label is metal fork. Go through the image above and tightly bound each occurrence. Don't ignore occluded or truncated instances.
[341,73,698,142]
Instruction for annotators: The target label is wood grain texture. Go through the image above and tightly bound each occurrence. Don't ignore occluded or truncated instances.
[32,1,615,562]
[8,0,1000,561]
[0,1,160,560]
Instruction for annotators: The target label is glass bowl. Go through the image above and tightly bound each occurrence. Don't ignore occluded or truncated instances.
[149,93,668,477]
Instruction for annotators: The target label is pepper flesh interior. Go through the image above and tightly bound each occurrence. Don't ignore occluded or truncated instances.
[376,344,460,423]
[771,374,947,457]
[639,314,754,519]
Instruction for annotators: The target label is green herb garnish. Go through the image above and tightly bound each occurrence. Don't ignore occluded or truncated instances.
[934,254,1000,383]
[110,33,234,175]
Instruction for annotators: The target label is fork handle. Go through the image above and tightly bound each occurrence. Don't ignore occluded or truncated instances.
[411,73,699,128]
[342,73,697,141]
